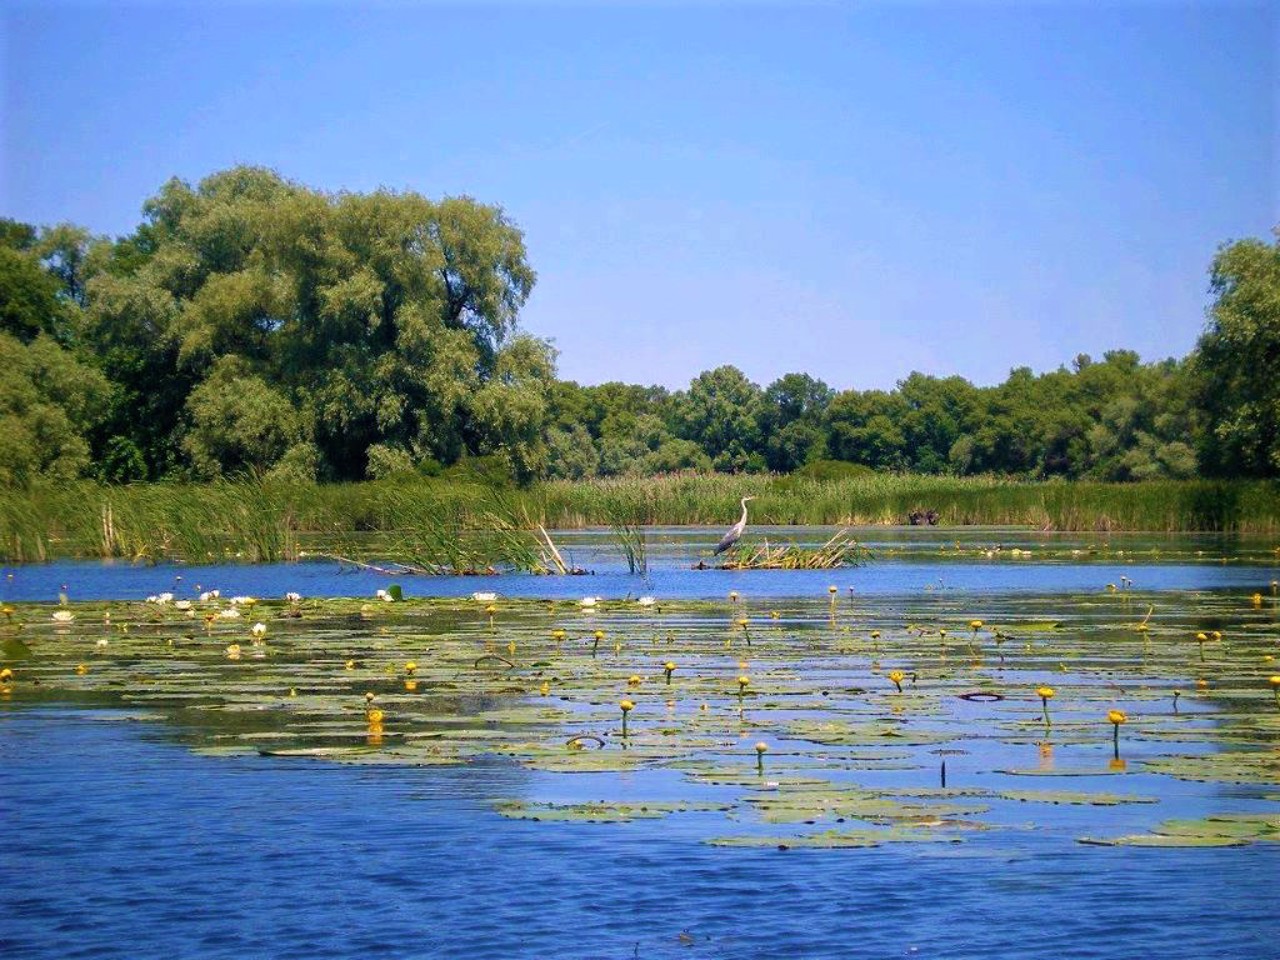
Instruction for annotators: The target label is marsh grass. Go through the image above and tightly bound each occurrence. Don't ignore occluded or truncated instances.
[2,474,1277,563]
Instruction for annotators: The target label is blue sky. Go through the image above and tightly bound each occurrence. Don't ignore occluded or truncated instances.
[3,1,1275,392]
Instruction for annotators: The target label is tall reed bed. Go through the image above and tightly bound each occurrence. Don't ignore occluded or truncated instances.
[2,475,1277,563]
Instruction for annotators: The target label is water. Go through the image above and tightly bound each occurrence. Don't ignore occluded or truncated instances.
[2,708,1274,960]
[2,528,1277,959]
[3,527,1277,603]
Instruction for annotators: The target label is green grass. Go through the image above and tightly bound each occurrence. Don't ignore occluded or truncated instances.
[1,474,1278,563]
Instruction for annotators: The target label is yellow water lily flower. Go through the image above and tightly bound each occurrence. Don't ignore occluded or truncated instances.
[888,669,906,693]
[1038,686,1056,724]
[1108,710,1127,725]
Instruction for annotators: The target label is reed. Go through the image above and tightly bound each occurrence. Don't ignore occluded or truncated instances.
[712,528,871,570]
[2,474,1277,563]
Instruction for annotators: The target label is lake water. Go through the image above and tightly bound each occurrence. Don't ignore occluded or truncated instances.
[3,709,1275,960]
[2,527,1277,959]
[3,527,1277,604]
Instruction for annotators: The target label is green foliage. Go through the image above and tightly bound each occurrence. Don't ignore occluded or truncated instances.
[183,356,308,478]
[0,332,111,486]
[790,459,875,481]
[46,166,550,484]
[676,365,764,472]
[0,247,67,342]
[1197,229,1280,476]
[1,174,1272,490]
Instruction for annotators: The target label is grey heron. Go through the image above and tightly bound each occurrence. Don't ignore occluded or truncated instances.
[713,496,755,555]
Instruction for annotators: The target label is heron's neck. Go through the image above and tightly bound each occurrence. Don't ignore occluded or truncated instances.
[739,500,750,524]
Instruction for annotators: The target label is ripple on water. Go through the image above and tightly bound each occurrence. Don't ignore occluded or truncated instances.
[2,706,1276,960]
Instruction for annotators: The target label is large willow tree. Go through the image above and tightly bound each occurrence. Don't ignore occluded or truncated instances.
[86,166,550,481]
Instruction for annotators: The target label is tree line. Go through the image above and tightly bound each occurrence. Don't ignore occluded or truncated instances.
[2,166,1277,487]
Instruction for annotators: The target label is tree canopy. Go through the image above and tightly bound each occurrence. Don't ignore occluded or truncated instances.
[0,172,1273,486]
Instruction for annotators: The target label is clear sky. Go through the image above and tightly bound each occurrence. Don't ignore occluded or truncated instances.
[2,1,1276,393]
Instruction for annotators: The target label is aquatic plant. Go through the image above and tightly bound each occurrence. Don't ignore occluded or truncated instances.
[1038,687,1056,726]
[5,585,1279,851]
[1108,710,1128,758]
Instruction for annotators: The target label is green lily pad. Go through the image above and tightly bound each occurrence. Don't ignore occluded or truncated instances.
[493,800,728,823]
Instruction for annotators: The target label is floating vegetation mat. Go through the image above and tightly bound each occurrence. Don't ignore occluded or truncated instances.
[707,529,872,570]
[2,585,1278,849]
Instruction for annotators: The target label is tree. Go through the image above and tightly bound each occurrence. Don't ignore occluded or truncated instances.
[0,332,111,485]
[545,425,600,479]
[825,389,909,470]
[675,366,764,471]
[1195,229,1280,476]
[182,356,310,479]
[77,166,548,482]
[0,247,65,342]
[759,373,833,471]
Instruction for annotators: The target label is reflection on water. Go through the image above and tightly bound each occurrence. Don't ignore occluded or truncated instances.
[1,708,1274,960]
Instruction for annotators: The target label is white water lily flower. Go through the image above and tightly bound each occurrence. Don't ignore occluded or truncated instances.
[95,638,108,649]
[174,600,192,611]
[199,590,220,602]
[472,592,498,602]
[250,622,267,638]
[637,596,657,607]
[375,589,389,600]
[229,596,254,606]
[218,608,242,619]
[579,597,600,608]
[284,592,302,603]
[51,610,75,623]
